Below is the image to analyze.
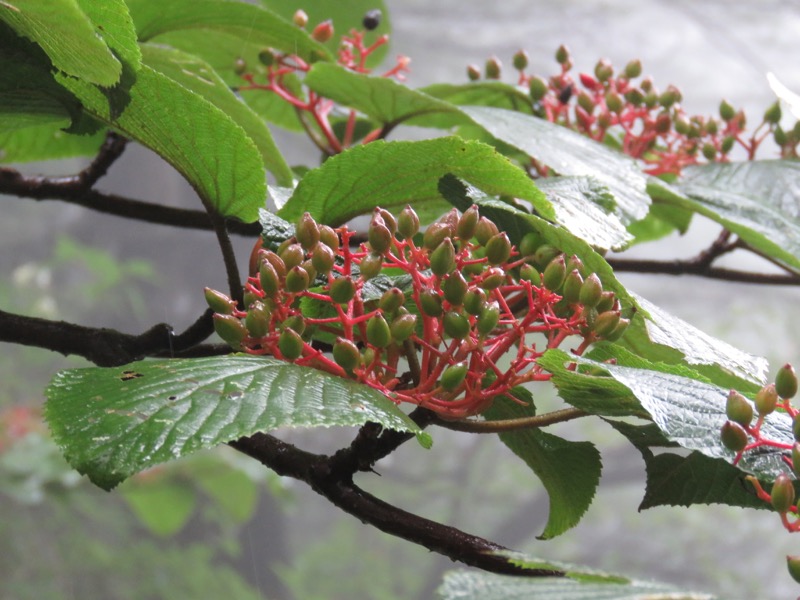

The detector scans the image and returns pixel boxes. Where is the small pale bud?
[441,362,468,391]
[423,222,451,251]
[318,225,340,251]
[485,232,512,265]
[419,290,443,317]
[555,44,570,65]
[719,99,735,121]
[368,213,393,255]
[477,302,500,336]
[259,260,280,297]
[204,288,236,315]
[390,313,417,342]
[359,252,383,280]
[379,287,405,313]
[296,212,320,250]
[329,276,356,304]
[245,301,271,338]
[593,310,621,338]
[456,205,480,240]
[443,271,469,305]
[529,76,548,102]
[623,58,642,79]
[333,338,360,372]
[542,255,567,291]
[562,269,584,304]
[485,56,502,80]
[285,265,310,293]
[463,288,487,315]
[480,267,506,290]
[512,50,529,71]
[311,243,336,274]
[579,273,603,308]
[292,9,308,28]
[466,64,481,81]
[474,217,499,247]
[280,243,305,270]
[519,231,543,257]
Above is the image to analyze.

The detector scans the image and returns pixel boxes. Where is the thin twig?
[607,257,800,285]
[433,407,588,434]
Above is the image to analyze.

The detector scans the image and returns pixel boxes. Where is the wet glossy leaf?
[45,356,430,490]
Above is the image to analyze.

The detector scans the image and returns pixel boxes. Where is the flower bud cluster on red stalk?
[234,15,409,154]
[469,46,797,174]
[207,206,629,418]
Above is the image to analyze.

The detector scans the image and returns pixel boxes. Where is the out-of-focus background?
[2,1,800,598]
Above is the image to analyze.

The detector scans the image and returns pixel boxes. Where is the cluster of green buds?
[467,45,797,173]
[206,206,629,418]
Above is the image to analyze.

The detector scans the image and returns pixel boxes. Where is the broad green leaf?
[655,160,800,273]
[437,570,714,600]
[45,356,430,490]
[259,0,391,68]
[626,293,768,388]
[570,354,793,481]
[419,81,533,117]
[278,137,553,225]
[0,0,122,86]
[483,394,601,540]
[535,176,633,251]
[0,123,104,163]
[625,201,693,245]
[121,477,197,536]
[259,208,296,250]
[460,106,651,228]
[126,0,333,64]
[76,0,141,72]
[57,65,266,221]
[304,63,463,128]
[140,43,293,186]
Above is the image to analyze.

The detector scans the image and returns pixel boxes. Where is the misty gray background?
[3,1,800,598]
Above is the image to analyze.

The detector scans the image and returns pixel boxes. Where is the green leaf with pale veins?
[0,123,104,163]
[56,65,266,221]
[45,356,431,490]
[653,160,800,273]
[460,106,651,228]
[126,0,332,64]
[76,0,141,72]
[483,393,601,540]
[0,0,122,86]
[278,137,553,225]
[141,43,293,186]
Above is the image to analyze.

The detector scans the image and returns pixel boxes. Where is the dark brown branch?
[80,132,129,188]
[0,168,260,236]
[0,308,215,367]
[433,407,588,434]
[606,257,800,285]
[230,432,561,577]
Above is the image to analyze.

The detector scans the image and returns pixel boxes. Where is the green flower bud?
[245,301,271,338]
[542,254,567,291]
[477,302,500,336]
[443,310,470,339]
[423,222,451,251]
[397,205,420,239]
[419,290,443,317]
[776,363,798,399]
[359,252,383,280]
[260,250,286,279]
[771,473,796,513]
[603,317,630,342]
[485,232,512,265]
[562,269,584,304]
[480,267,506,290]
[528,76,549,102]
[311,243,336,274]
[278,328,304,360]
[519,263,538,283]
[457,205,480,240]
[318,227,339,253]
[555,44,570,65]
[243,291,260,309]
[361,347,376,368]
[755,384,778,416]
[720,420,748,453]
[329,276,356,304]
[764,101,782,125]
[702,143,717,161]
[204,288,236,315]
[719,99,735,121]
[311,19,334,43]
[259,260,280,297]
[579,273,603,308]
[376,208,397,236]
[623,58,642,79]
[390,313,417,342]
[793,415,800,443]
[463,288,487,315]
[533,244,561,270]
[366,314,392,348]
[296,212,320,250]
[715,134,733,154]
[443,271,468,305]
[280,243,305,270]
[233,57,247,75]
[594,58,613,82]
[474,217,500,247]
[519,231,544,257]
[726,390,754,426]
[285,265,310,293]
[624,88,644,106]
[594,310,621,338]
[595,290,616,313]
[787,555,800,584]
[258,48,275,67]
[605,91,624,114]
[512,49,529,71]
[577,91,595,114]
[368,213,393,255]
[485,56,502,80]
[659,85,681,109]
[333,338,360,372]
[213,314,248,348]
[441,362,468,391]
[430,238,456,276]
[379,287,405,313]
[467,64,481,81]
[281,314,306,335]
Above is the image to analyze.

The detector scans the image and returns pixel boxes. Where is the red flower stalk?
[209,206,629,418]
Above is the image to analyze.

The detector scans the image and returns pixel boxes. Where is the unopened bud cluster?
[467,46,799,173]
[207,206,629,417]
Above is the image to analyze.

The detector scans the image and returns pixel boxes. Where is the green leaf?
[656,160,800,273]
[460,106,651,228]
[0,0,122,86]
[259,0,391,68]
[259,208,296,250]
[76,0,141,72]
[437,570,714,600]
[535,176,633,251]
[483,394,601,540]
[304,62,463,128]
[419,81,533,115]
[121,476,197,536]
[57,65,266,221]
[126,0,333,64]
[140,43,293,186]
[278,137,553,225]
[45,356,430,490]
[626,201,693,245]
[0,122,104,162]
